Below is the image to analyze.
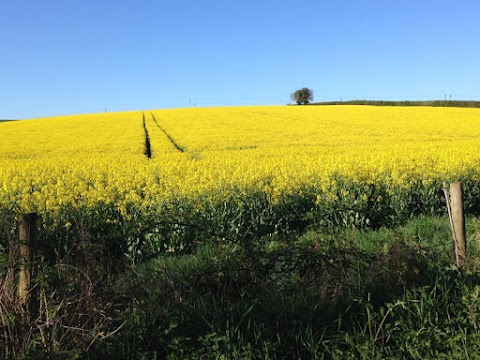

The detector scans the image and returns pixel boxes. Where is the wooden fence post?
[450,183,466,268]
[17,213,38,308]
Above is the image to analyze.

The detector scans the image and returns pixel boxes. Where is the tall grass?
[3,198,480,358]
[120,216,480,358]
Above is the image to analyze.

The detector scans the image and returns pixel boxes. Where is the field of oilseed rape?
[2,105,480,254]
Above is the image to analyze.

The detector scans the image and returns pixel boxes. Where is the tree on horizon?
[291,88,313,105]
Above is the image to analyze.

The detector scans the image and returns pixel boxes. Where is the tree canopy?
[291,88,313,105]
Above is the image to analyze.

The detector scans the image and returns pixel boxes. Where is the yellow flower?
[1,105,480,214]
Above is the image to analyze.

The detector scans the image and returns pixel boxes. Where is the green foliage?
[291,87,314,105]
[4,185,480,357]
[311,99,480,108]
[111,227,480,359]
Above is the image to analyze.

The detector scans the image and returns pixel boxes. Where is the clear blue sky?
[1,0,479,119]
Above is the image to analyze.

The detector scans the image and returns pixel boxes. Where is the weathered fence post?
[450,183,466,268]
[17,213,38,308]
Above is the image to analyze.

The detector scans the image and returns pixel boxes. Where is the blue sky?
[1,0,479,119]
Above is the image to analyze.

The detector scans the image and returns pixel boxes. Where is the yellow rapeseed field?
[1,105,480,215]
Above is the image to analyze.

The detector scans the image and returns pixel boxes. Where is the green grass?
[3,205,480,358]
[117,216,480,359]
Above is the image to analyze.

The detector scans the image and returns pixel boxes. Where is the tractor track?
[149,112,185,153]
[142,112,152,159]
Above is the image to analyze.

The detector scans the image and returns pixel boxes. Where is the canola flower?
[1,105,480,218]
